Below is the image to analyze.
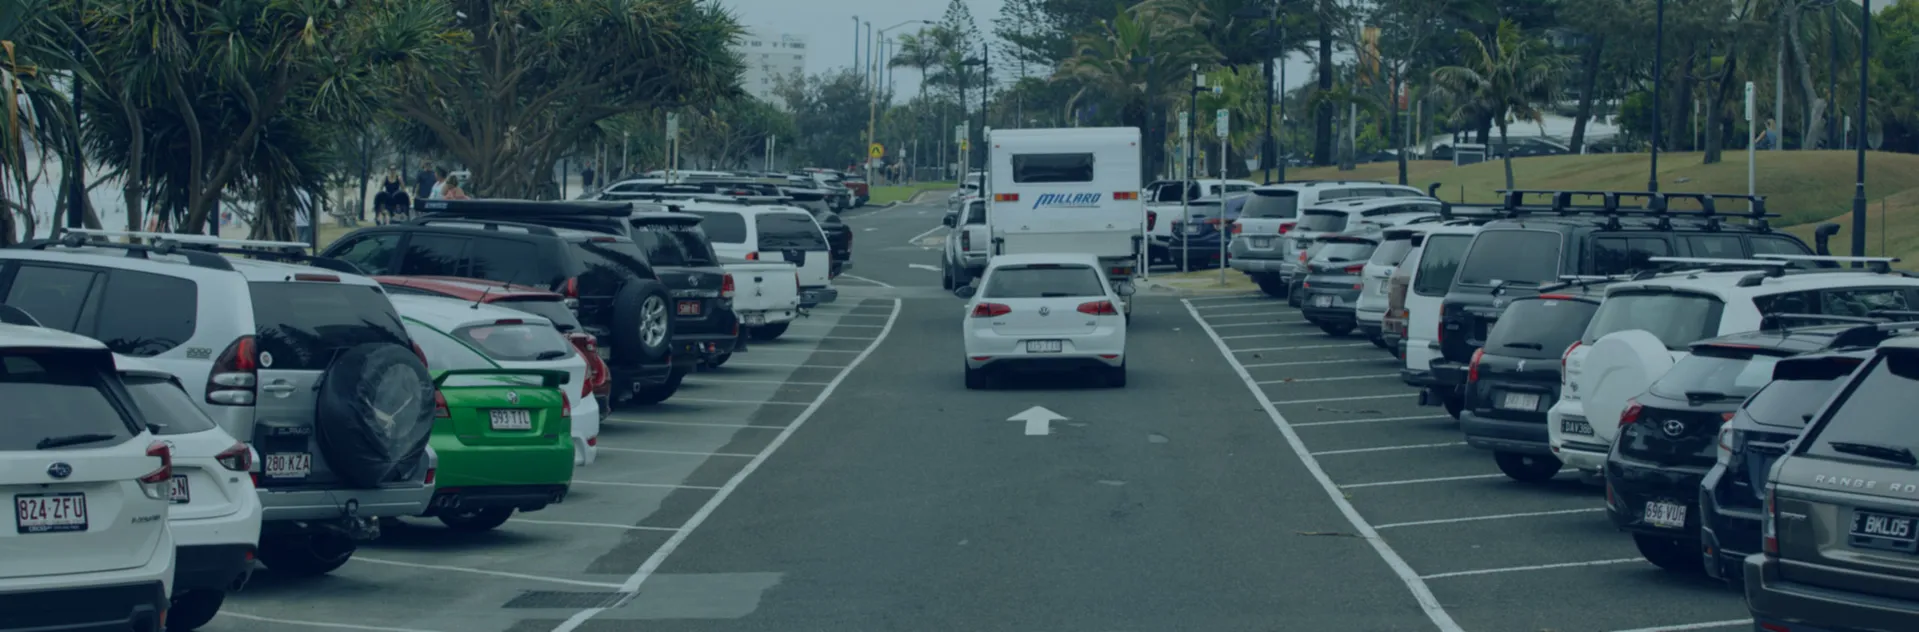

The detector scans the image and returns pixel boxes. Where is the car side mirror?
[954,285,977,299]
[943,215,956,228]
[1115,282,1136,297]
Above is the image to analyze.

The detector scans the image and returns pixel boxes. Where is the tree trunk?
[1703,55,1740,164]
[1393,74,1407,185]
[1498,120,1514,189]
[121,93,146,233]
[1675,39,1696,151]
[1786,9,1827,149]
[1314,9,1334,166]
[1570,35,1606,153]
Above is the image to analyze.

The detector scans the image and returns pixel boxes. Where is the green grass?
[1149,268,1255,291]
[868,181,955,205]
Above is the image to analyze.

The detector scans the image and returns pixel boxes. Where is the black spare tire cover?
[314,343,435,489]
[609,279,675,365]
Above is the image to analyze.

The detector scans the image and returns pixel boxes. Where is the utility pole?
[1183,65,1203,274]
[1851,0,1871,260]
[851,16,861,85]
[1649,0,1665,192]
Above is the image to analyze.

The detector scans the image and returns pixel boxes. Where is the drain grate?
[502,590,631,609]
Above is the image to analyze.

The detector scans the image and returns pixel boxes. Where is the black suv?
[1427,190,1825,410]
[322,202,687,404]
[1462,284,1604,482]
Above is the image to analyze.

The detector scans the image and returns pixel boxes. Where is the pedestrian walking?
[294,189,315,246]
[581,162,597,192]
[415,160,437,199]
[430,168,450,199]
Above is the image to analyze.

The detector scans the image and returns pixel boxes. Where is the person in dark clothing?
[373,165,409,224]
[414,160,437,200]
[581,163,597,191]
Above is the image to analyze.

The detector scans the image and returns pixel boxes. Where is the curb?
[1136,278,1265,297]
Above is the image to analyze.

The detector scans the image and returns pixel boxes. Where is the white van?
[1399,223,1483,418]
[985,127,1143,297]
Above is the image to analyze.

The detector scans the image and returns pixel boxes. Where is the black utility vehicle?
[1462,284,1604,482]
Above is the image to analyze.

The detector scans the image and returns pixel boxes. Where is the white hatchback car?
[114,356,262,631]
[956,253,1132,389]
[0,322,174,631]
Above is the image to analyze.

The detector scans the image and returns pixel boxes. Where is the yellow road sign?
[869,143,885,158]
[959,140,969,151]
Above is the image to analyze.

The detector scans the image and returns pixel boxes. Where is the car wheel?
[964,365,991,390]
[1493,452,1562,483]
[1105,362,1127,388]
[611,281,676,365]
[1288,289,1305,308]
[630,367,687,405]
[1442,395,1463,420]
[941,264,954,290]
[748,323,790,341]
[1319,322,1355,336]
[1633,533,1704,573]
[1255,275,1288,298]
[257,532,356,577]
[437,507,515,533]
[706,351,732,368]
[1368,335,1388,350]
[166,590,225,631]
[951,265,972,288]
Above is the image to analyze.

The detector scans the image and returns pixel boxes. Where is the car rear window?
[403,320,492,370]
[0,352,138,450]
[1483,298,1598,359]
[1413,234,1472,296]
[1012,153,1095,183]
[491,297,583,332]
[1802,352,1919,459]
[1456,230,1562,286]
[1368,238,1416,267]
[684,211,747,244]
[250,283,411,371]
[1241,190,1299,219]
[1583,291,1726,349]
[756,213,830,251]
[1743,376,1848,430]
[983,264,1107,299]
[965,201,988,225]
[1297,210,1350,233]
[1312,241,1376,263]
[632,225,695,266]
[123,375,218,436]
[1648,349,1783,401]
[454,321,576,363]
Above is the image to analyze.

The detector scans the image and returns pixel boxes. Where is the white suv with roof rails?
[1549,256,1919,477]
[1229,181,1428,292]
[0,320,175,632]
[0,229,438,578]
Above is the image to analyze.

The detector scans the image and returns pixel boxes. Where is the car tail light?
[1343,264,1365,274]
[434,390,450,419]
[1618,399,1643,428]
[563,277,580,310]
[972,302,1012,318]
[1077,300,1119,315]
[587,435,598,447]
[994,193,1019,202]
[1716,425,1735,467]
[1468,348,1485,382]
[1113,191,1137,200]
[423,464,436,486]
[1297,250,1308,263]
[293,273,339,283]
[138,442,172,499]
[746,252,760,260]
[1147,211,1158,231]
[569,334,610,398]
[721,273,735,299]
[562,392,573,419]
[1231,222,1243,235]
[961,231,972,251]
[216,442,253,472]
[1763,484,1779,555]
[1561,340,1582,382]
[1110,266,1134,277]
[1278,222,1296,235]
[206,335,258,406]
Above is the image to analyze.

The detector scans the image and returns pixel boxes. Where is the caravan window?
[1012,154,1095,184]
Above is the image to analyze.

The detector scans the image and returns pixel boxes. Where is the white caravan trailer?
[985,127,1143,312]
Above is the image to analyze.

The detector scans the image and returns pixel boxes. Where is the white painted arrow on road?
[1008,406,1068,436]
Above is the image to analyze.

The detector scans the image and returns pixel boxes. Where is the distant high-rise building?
[733,27,808,106]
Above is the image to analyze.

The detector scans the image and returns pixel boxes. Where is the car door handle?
[261,382,297,394]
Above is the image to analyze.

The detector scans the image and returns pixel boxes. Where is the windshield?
[1312,242,1376,263]
[250,283,410,371]
[1648,350,1782,400]
[1455,230,1561,286]
[1803,352,1919,459]
[0,353,137,451]
[1483,298,1598,360]
[983,264,1107,298]
[490,297,583,332]
[1413,234,1472,296]
[1368,238,1415,267]
[123,375,218,436]
[454,321,576,363]
[756,213,830,250]
[1296,210,1349,233]
[1744,374,1849,430]
[1583,291,1726,349]
[1241,191,1299,219]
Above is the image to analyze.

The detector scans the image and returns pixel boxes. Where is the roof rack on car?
[1754,254,1902,274]
[1641,257,1788,280]
[1535,274,1636,294]
[1754,313,1919,347]
[21,230,237,271]
[415,198,632,218]
[410,216,564,236]
[1493,189,1776,230]
[40,229,364,275]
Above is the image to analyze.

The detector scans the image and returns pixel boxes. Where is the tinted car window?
[569,240,655,300]
[756,213,830,250]
[403,320,492,370]
[1242,191,1299,219]
[964,202,988,225]
[250,283,411,371]
[466,237,538,282]
[329,233,401,273]
[983,265,1107,299]
[1750,236,1812,257]
[1483,298,1598,359]
[1583,291,1726,349]
[454,322,576,363]
[1648,350,1782,400]
[396,234,469,277]
[685,211,747,244]
[1822,287,1910,318]
[665,227,719,266]
[633,227,692,267]
[492,297,584,332]
[1312,242,1376,263]
[1413,234,1472,296]
[1803,352,1919,458]
[1688,235,1744,258]
[1369,238,1416,267]
[96,270,196,357]
[1592,236,1674,276]
[0,352,137,450]
[123,375,218,436]
[1012,154,1095,183]
[1457,230,1561,286]
[4,264,99,331]
[1744,375,1849,431]
[1297,210,1350,233]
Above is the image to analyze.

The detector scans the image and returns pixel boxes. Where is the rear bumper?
[1300,305,1356,325]
[1746,553,1919,632]
[0,580,168,632]
[673,332,739,365]
[1604,457,1708,537]
[424,484,569,515]
[969,354,1123,372]
[1229,256,1288,275]
[800,285,839,307]
[1400,368,1440,389]
[1459,411,1551,455]
[173,543,254,592]
[1429,360,1468,388]
[259,482,434,523]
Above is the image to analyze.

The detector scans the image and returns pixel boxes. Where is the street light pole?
[1263,5,1278,184]
[1649,0,1664,193]
[1851,0,1871,260]
[851,16,861,85]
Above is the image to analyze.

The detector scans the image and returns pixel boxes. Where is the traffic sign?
[960,139,970,151]
[955,124,966,142]
[665,113,679,138]
[1216,109,1229,139]
[869,143,884,159]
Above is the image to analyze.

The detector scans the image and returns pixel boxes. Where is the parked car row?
[0,190,841,630]
[1237,187,1919,630]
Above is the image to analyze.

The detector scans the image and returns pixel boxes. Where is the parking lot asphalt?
[200,200,1757,631]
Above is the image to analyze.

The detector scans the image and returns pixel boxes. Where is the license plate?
[1642,500,1688,529]
[1026,340,1064,353]
[802,290,821,303]
[490,409,533,431]
[743,312,766,326]
[595,346,610,360]
[1561,418,1594,436]
[168,475,190,504]
[1851,511,1919,552]
[1313,295,1334,308]
[676,300,702,316]
[264,453,312,479]
[1501,392,1541,411]
[14,493,87,533]
[1185,224,1203,235]
[1249,237,1273,248]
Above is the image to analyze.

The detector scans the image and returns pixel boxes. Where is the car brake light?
[994,193,1019,202]
[1715,425,1735,467]
[1538,294,1575,300]
[746,252,759,261]
[1561,340,1582,380]
[563,277,580,310]
[1343,264,1365,274]
[1763,484,1779,555]
[562,392,573,419]
[1468,348,1485,382]
[293,273,339,282]
[1619,400,1643,428]
[721,273,736,299]
[961,231,972,251]
[139,441,172,489]
[1231,222,1243,235]
[1147,211,1158,231]
[1113,191,1137,200]
[216,442,253,472]
[434,390,450,419]
[1077,300,1119,316]
[972,302,1012,318]
[423,464,436,486]
[493,319,524,326]
[206,335,258,406]
[1278,222,1295,234]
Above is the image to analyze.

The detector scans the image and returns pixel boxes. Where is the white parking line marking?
[838,274,894,288]
[733,348,864,354]
[779,335,880,342]
[1187,293,1269,303]
[1293,414,1452,427]
[785,322,886,328]
[602,418,786,429]
[508,518,682,532]
[1182,299,1466,632]
[1374,508,1606,530]
[906,225,946,244]
[684,378,833,386]
[1203,311,1305,320]
[1208,321,1298,328]
[572,480,725,490]
[1419,557,1643,580]
[838,313,891,319]
[550,298,901,632]
[666,397,812,406]
[596,447,758,458]
[1243,358,1386,368]
[1310,442,1467,456]
[722,362,851,369]
[352,556,625,589]
[908,263,940,272]
[1342,474,1506,489]
[1220,331,1323,340]
[1233,343,1374,352]
[219,611,443,632]
[1273,393,1417,405]
[1606,619,1751,632]
[1258,373,1399,385]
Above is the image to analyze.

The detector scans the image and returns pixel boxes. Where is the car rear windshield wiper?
[1503,342,1544,350]
[1040,292,1074,297]
[536,350,569,361]
[1827,441,1919,467]
[37,433,118,450]
[1684,390,1736,405]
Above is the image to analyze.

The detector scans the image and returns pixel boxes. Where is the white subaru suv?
[0,318,175,631]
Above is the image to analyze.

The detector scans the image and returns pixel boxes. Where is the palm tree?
[891,30,943,106]
[1429,20,1567,190]
[1058,4,1215,179]
[0,0,83,244]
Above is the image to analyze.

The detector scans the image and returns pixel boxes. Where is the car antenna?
[472,285,496,310]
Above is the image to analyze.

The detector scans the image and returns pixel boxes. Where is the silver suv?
[941,198,990,289]
[1746,334,1919,630]
[1,230,437,577]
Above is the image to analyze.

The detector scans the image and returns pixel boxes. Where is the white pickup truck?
[722,260,803,341]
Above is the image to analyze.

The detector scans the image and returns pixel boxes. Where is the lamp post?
[960,54,987,173]
[851,16,861,84]
[1649,0,1665,193]
[868,20,928,186]
[1850,0,1871,260]
[1183,65,1204,273]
